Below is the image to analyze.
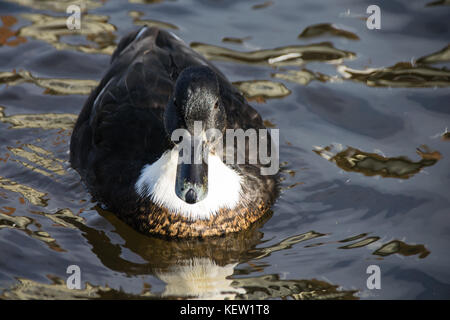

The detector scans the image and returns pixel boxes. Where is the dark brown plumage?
[70,26,279,238]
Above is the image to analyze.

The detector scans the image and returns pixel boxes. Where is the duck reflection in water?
[65,207,356,300]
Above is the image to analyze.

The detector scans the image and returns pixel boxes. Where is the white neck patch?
[135,148,243,220]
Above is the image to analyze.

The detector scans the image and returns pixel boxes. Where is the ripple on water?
[18,13,116,55]
[0,0,449,300]
[313,144,442,179]
[191,42,355,67]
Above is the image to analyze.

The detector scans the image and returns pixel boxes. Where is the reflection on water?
[0,0,449,300]
[374,240,430,259]
[307,234,431,260]
[5,0,103,12]
[0,212,64,251]
[31,208,85,229]
[251,1,273,10]
[41,208,358,299]
[1,269,359,300]
[0,198,434,299]
[313,144,441,179]
[2,207,360,299]
[338,62,450,87]
[272,68,330,86]
[298,23,359,40]
[86,207,271,271]
[0,176,48,206]
[0,70,98,95]
[191,42,355,66]
[19,13,116,55]
[0,16,26,47]
[416,45,450,65]
[157,258,244,299]
[0,106,77,130]
[248,231,326,260]
[339,237,380,249]
[232,275,357,300]
[7,144,65,177]
[233,80,291,101]
[1,276,116,299]
[129,11,179,30]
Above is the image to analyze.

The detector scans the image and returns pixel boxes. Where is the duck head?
[136,65,242,220]
[164,66,227,205]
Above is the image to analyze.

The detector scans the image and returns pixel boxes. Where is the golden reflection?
[1,270,358,300]
[31,208,85,229]
[2,205,429,298]
[0,16,27,47]
[306,233,431,261]
[129,11,178,30]
[0,276,115,300]
[373,240,430,259]
[252,1,273,10]
[8,144,65,176]
[0,213,64,251]
[233,80,291,100]
[416,44,450,65]
[0,106,77,130]
[248,231,327,260]
[0,212,31,229]
[7,205,430,299]
[279,165,306,191]
[18,13,116,55]
[0,70,99,95]
[313,144,441,179]
[338,62,450,87]
[272,68,330,86]
[0,176,48,206]
[0,71,22,86]
[339,237,380,249]
[298,23,359,40]
[9,159,53,178]
[191,42,355,67]
[25,144,53,156]
[338,233,368,243]
[67,209,357,299]
[232,275,357,300]
[34,76,98,95]
[4,0,104,12]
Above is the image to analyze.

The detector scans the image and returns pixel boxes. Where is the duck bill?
[175,141,208,204]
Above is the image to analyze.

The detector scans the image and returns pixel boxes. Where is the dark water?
[0,0,449,299]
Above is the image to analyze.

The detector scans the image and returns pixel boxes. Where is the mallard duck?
[70,26,278,238]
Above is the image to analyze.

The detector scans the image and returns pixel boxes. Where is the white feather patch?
[135,148,243,220]
[156,257,245,299]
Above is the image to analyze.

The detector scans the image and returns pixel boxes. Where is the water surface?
[0,0,449,299]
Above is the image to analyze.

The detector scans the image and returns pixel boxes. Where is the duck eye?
[214,101,219,109]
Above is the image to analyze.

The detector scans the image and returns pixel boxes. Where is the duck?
[70,26,279,238]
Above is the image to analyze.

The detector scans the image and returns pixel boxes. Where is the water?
[0,0,449,299]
